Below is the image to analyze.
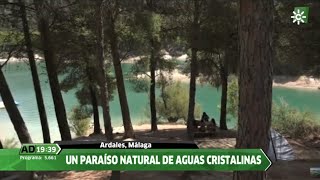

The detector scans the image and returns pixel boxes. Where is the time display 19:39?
[36,146,57,154]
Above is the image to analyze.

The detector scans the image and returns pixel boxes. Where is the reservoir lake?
[1,62,320,142]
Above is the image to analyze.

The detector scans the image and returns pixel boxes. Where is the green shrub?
[272,99,320,138]
[227,75,238,119]
[156,81,202,122]
[68,105,92,137]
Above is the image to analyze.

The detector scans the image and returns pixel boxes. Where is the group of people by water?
[192,112,217,133]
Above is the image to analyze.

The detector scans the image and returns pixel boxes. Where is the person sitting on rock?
[201,112,209,122]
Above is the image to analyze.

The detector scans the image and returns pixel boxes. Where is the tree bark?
[19,0,51,143]
[108,12,135,138]
[90,85,101,134]
[150,38,158,132]
[145,0,158,132]
[234,0,274,179]
[187,0,200,135]
[96,0,113,140]
[86,61,102,135]
[35,0,71,141]
[187,48,197,134]
[219,59,228,130]
[0,69,33,143]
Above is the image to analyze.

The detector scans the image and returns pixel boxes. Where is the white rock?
[162,54,172,60]
[176,54,188,61]
[160,49,169,55]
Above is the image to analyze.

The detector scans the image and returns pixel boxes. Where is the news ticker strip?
[0,143,272,171]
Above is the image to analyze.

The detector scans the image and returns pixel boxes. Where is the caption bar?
[0,143,272,171]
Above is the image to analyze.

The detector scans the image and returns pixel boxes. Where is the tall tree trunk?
[234,0,274,179]
[108,13,135,138]
[86,62,101,135]
[150,38,158,132]
[219,59,228,130]
[145,0,158,132]
[90,85,101,134]
[19,0,51,143]
[187,0,200,135]
[35,0,71,141]
[187,49,197,134]
[96,0,113,140]
[0,69,33,143]
[0,139,3,149]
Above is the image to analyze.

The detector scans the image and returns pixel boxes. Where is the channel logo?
[291,7,309,25]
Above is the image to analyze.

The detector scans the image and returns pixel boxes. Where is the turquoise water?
[1,62,320,142]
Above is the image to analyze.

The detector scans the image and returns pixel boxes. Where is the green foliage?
[272,99,320,138]
[0,31,24,45]
[198,52,222,87]
[131,57,149,75]
[129,77,150,93]
[2,137,19,149]
[227,75,238,118]
[158,58,178,73]
[129,57,150,93]
[112,3,147,56]
[135,11,162,41]
[148,13,162,41]
[156,82,202,122]
[130,56,177,93]
[68,105,92,137]
[196,0,239,90]
[54,3,116,106]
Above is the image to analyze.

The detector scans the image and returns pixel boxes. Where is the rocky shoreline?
[273,75,320,90]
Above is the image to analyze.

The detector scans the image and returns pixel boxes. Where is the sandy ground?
[0,54,43,63]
